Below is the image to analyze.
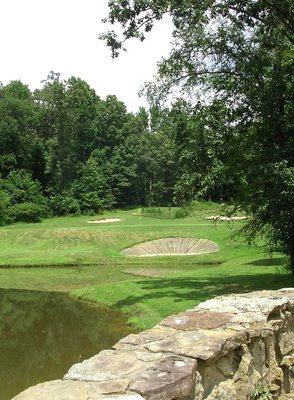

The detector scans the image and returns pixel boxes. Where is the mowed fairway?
[0,202,293,330]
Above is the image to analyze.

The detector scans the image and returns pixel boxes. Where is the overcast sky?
[0,0,173,112]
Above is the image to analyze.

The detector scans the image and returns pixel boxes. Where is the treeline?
[0,73,238,224]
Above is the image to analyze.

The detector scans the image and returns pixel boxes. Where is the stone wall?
[14,288,294,400]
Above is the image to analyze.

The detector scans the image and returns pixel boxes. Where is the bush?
[141,206,192,219]
[50,193,81,216]
[0,190,10,225]
[0,170,49,223]
[174,206,192,219]
[6,202,46,223]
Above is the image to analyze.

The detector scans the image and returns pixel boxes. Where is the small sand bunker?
[121,237,219,257]
[87,218,122,224]
[206,215,247,221]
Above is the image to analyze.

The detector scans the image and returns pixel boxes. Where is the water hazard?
[0,289,134,399]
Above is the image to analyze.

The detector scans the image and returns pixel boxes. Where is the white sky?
[0,0,173,112]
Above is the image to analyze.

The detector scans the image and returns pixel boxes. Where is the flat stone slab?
[64,349,159,382]
[12,380,144,400]
[64,348,197,400]
[121,237,219,257]
[144,329,247,360]
[197,289,294,315]
[160,310,235,331]
[115,326,176,349]
[116,325,246,361]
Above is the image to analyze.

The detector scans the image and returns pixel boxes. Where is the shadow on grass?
[245,258,285,266]
[114,272,294,309]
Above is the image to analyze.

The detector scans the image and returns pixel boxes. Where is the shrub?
[50,193,81,216]
[0,190,10,225]
[141,206,192,219]
[0,170,49,223]
[174,206,192,219]
[6,202,46,223]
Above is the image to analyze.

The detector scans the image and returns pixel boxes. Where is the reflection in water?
[0,289,133,400]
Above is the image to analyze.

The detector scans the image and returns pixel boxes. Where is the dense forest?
[0,74,238,224]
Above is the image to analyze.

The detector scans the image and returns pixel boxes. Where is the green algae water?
[0,289,134,400]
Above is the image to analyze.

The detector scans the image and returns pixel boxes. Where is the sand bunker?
[206,215,247,221]
[121,237,219,257]
[87,218,122,224]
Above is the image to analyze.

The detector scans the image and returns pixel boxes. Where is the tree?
[35,74,100,193]
[0,190,9,225]
[0,81,41,178]
[101,0,294,273]
[0,170,49,223]
[72,150,116,214]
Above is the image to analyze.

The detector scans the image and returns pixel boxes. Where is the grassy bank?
[0,202,292,330]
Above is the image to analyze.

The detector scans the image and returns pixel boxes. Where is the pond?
[0,288,134,400]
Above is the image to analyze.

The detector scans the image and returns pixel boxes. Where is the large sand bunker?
[121,237,219,257]
[87,218,121,224]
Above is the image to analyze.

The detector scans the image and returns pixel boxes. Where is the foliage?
[0,74,240,224]
[49,192,81,217]
[0,190,9,226]
[0,81,41,177]
[72,152,116,214]
[251,383,273,400]
[101,0,294,273]
[5,202,46,223]
[0,170,49,223]
[141,205,192,219]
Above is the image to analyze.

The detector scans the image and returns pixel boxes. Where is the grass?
[0,201,292,330]
[141,205,192,219]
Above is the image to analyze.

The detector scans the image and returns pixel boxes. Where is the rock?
[129,355,197,400]
[12,380,144,400]
[278,395,294,400]
[279,330,294,356]
[229,311,268,325]
[145,329,247,360]
[117,324,246,362]
[205,380,237,400]
[115,326,175,350]
[64,349,162,382]
[194,372,204,400]
[282,355,294,368]
[64,348,198,400]
[197,290,294,316]
[281,354,294,393]
[160,310,235,331]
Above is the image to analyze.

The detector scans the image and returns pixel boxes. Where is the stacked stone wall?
[14,288,294,400]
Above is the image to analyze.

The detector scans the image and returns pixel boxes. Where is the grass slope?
[0,202,292,330]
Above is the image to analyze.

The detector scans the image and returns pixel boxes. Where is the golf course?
[1,202,292,330]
